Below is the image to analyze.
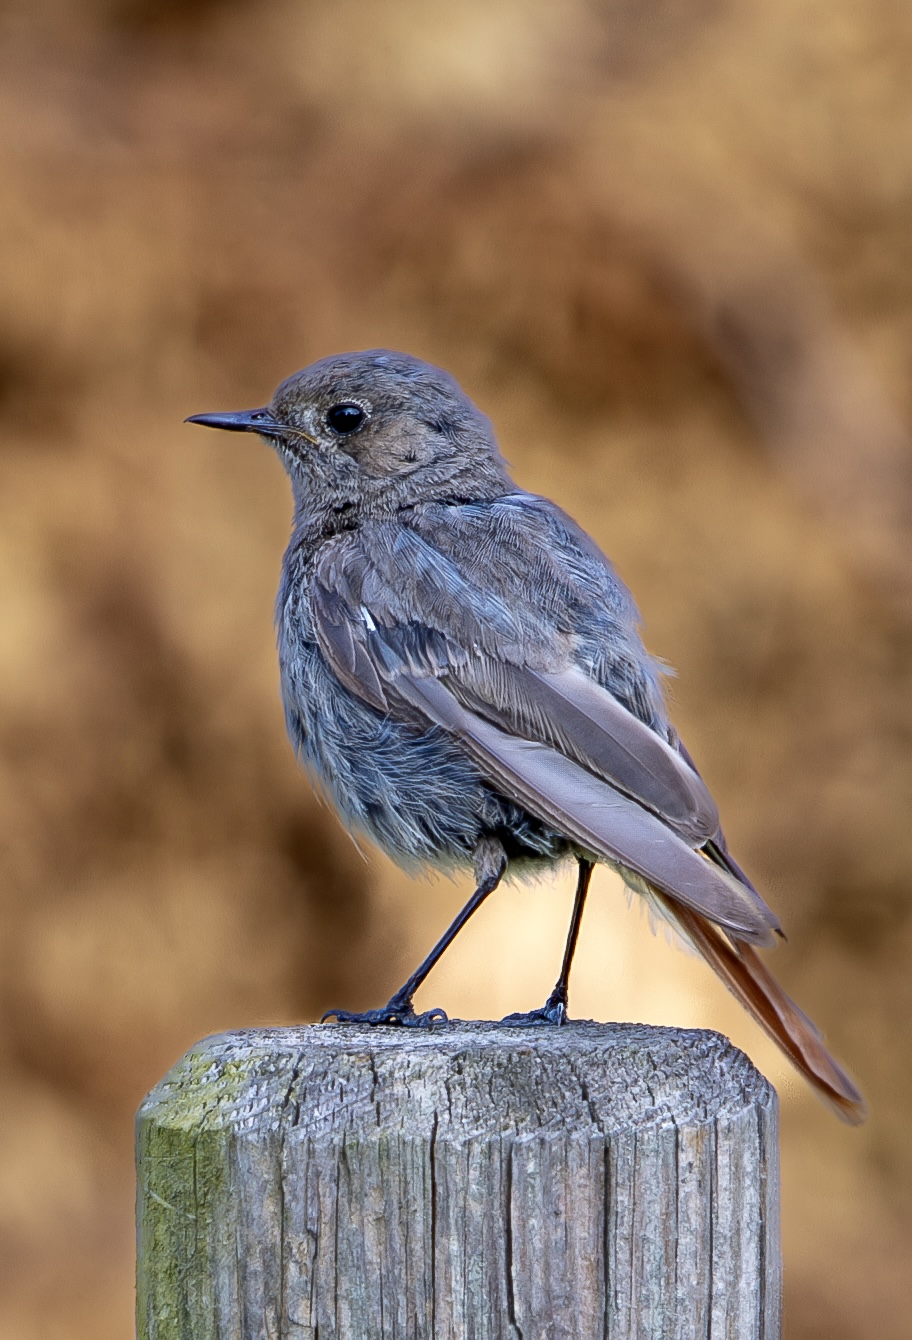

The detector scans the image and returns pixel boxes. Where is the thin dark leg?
[502,858,594,1027]
[322,857,506,1028]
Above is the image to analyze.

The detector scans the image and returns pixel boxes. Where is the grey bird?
[188,349,865,1123]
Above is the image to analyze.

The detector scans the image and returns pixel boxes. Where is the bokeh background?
[1,0,911,1335]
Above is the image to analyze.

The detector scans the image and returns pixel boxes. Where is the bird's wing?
[311,529,780,946]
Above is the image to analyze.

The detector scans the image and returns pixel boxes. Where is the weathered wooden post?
[137,1021,780,1339]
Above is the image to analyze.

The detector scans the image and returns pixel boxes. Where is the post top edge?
[138,1020,777,1139]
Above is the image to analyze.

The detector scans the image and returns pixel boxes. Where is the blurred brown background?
[1,0,911,1335]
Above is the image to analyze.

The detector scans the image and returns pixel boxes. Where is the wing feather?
[393,670,779,945]
[311,583,389,711]
[310,533,780,942]
[447,663,719,843]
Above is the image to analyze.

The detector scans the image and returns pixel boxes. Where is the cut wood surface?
[136,1021,780,1340]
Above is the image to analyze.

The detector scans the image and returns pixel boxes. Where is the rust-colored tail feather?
[660,897,867,1124]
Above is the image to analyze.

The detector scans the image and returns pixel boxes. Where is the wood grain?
[136,1021,780,1339]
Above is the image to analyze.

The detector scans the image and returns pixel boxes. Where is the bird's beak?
[185,408,281,435]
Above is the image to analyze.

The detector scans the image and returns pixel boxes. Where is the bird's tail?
[655,894,867,1124]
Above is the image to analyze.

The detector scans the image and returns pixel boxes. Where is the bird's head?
[187,350,512,518]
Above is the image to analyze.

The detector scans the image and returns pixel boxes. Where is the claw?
[321,1002,448,1028]
[500,998,570,1027]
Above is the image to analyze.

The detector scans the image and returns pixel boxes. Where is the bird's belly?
[280,639,492,867]
[278,639,566,871]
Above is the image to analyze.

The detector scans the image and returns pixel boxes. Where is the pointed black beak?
[185,408,280,435]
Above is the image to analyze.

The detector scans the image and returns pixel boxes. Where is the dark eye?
[326,403,366,435]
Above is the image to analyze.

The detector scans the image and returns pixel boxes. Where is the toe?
[321,1003,447,1028]
[499,1003,570,1027]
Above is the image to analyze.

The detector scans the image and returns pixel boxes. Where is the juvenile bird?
[188,349,865,1123]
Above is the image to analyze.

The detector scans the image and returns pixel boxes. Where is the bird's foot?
[500,989,570,1027]
[321,997,448,1028]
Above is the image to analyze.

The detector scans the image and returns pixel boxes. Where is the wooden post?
[136,1021,780,1339]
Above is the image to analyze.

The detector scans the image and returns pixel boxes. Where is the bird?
[188,348,865,1123]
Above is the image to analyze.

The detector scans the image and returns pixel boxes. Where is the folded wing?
[311,546,780,946]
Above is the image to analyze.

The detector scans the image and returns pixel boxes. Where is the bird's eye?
[326,403,366,435]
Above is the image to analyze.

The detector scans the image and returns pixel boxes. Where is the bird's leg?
[322,838,507,1028]
[501,858,594,1026]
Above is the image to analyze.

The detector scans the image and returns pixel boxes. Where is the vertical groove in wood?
[137,1022,781,1340]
